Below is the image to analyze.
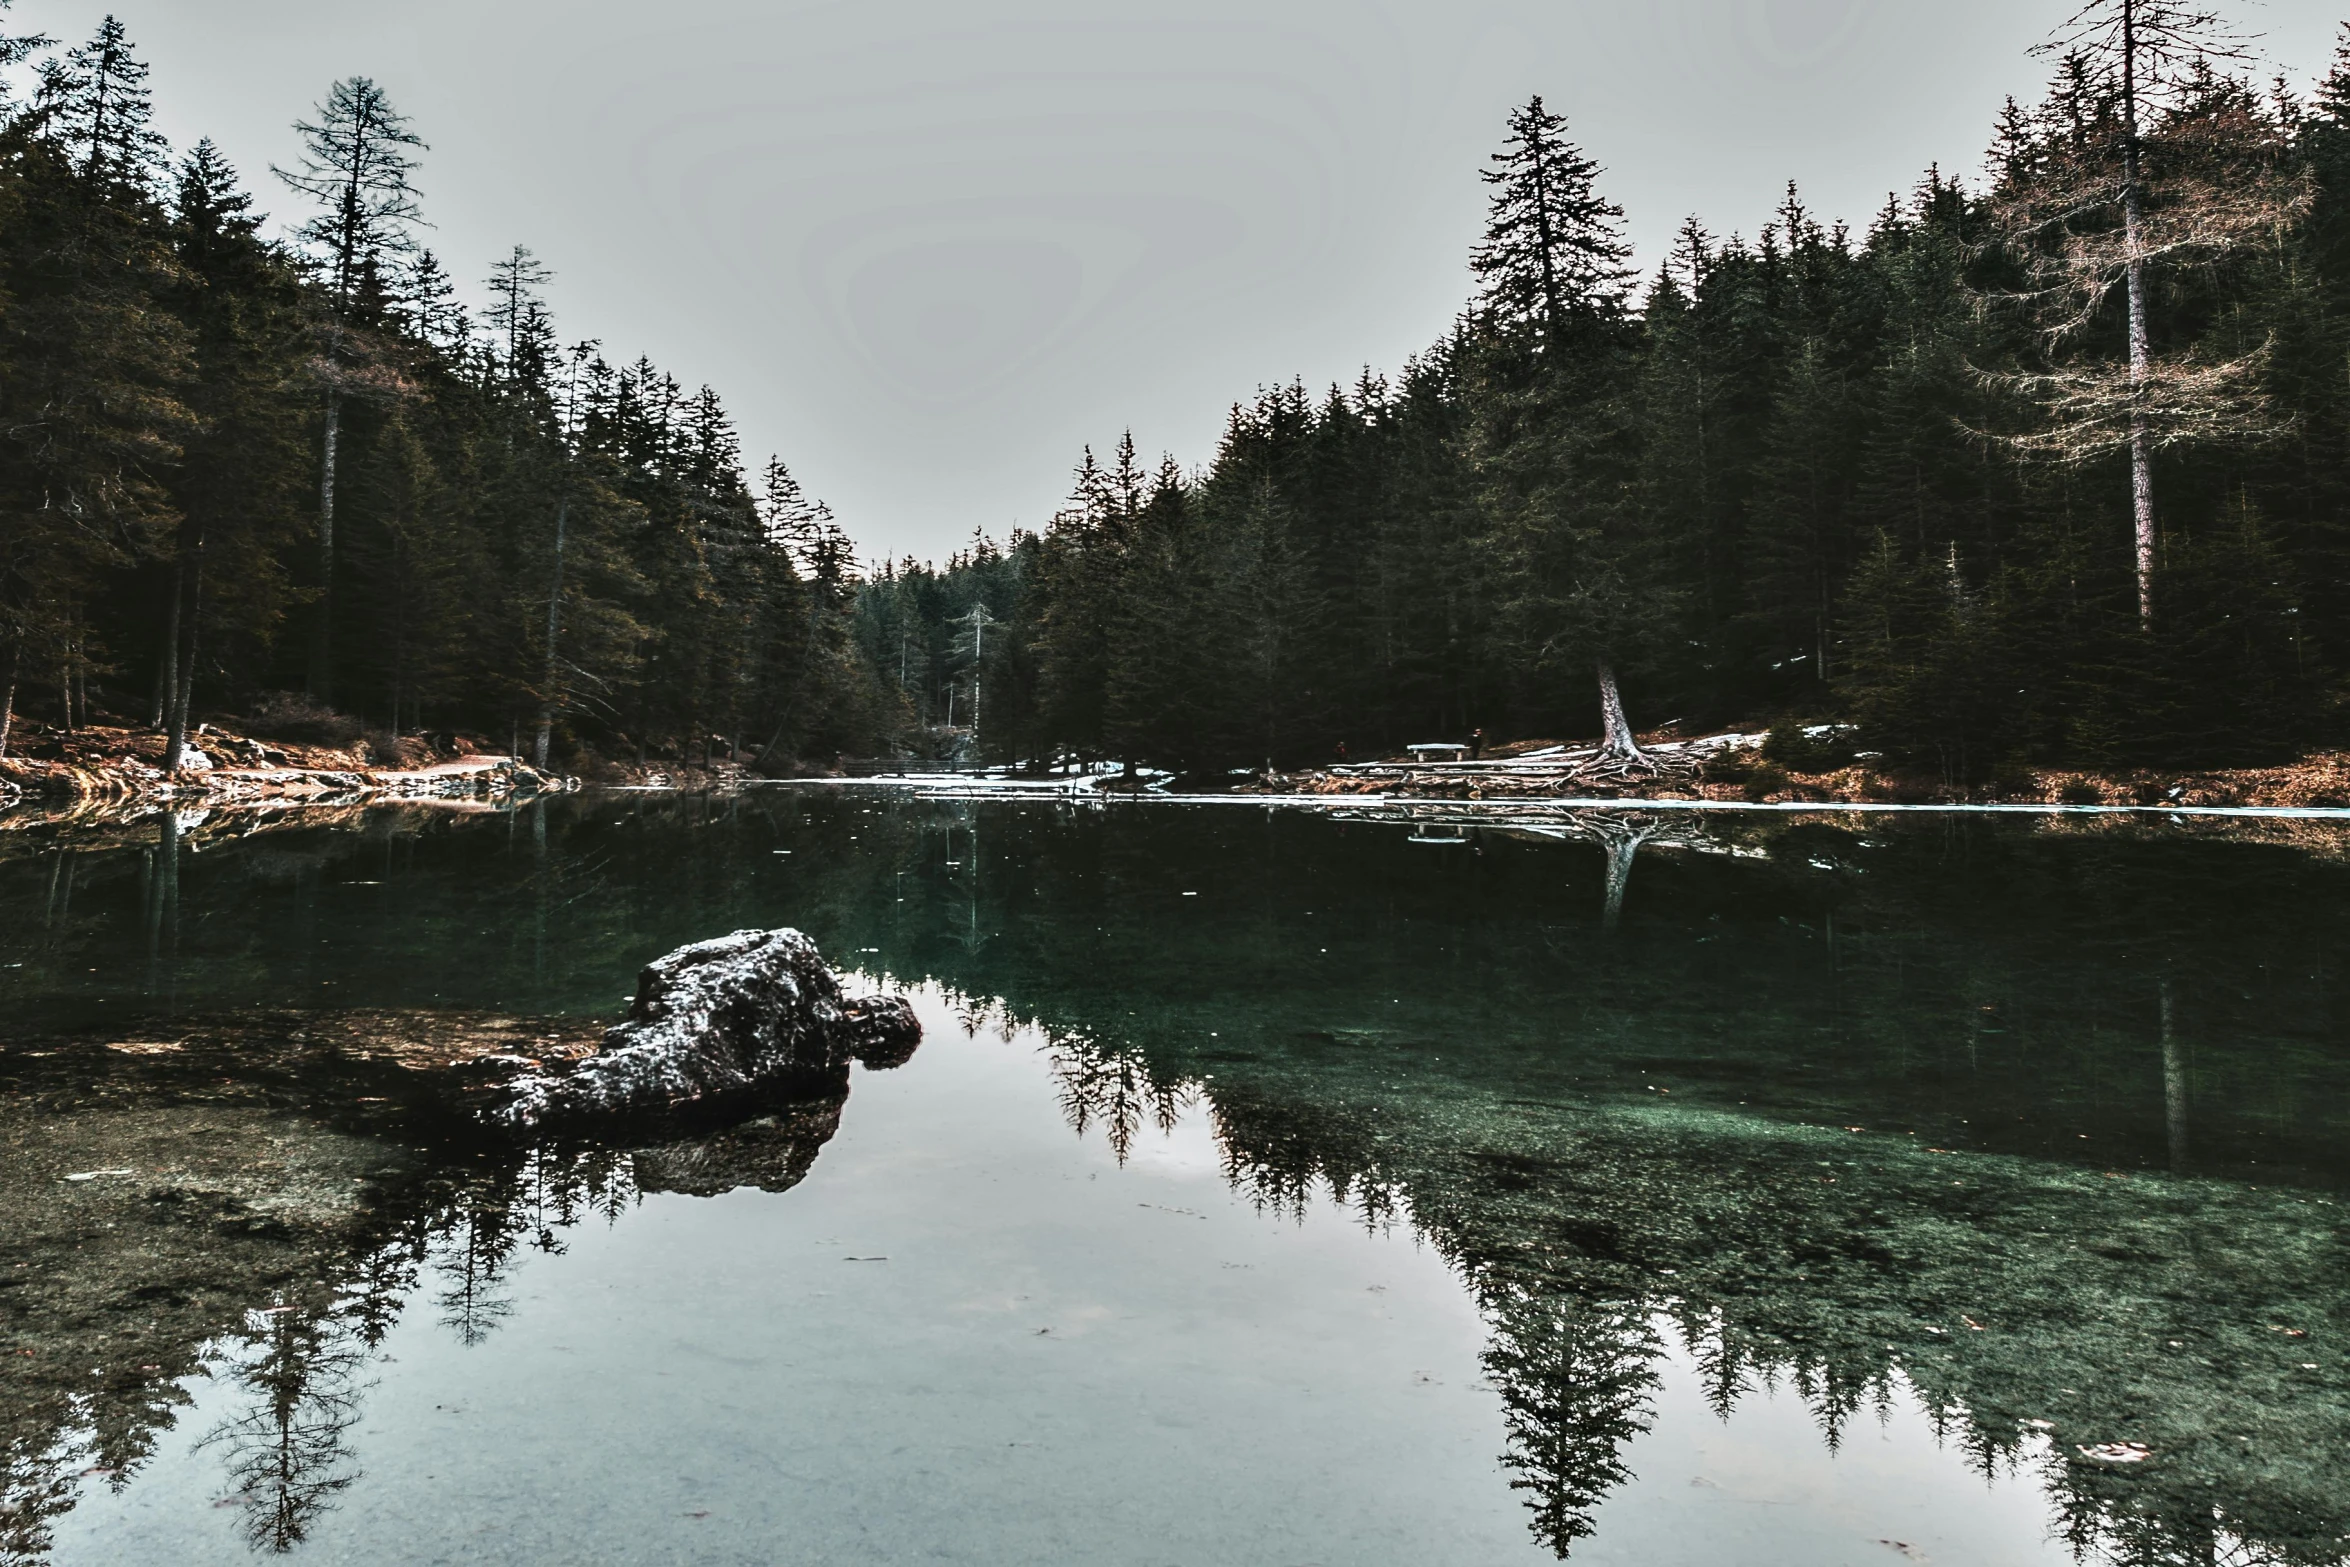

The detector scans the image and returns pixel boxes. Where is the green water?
[2,790,2346,1564]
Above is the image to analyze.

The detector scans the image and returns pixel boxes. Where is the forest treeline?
[11,4,2350,785]
[0,6,904,774]
[875,6,2350,782]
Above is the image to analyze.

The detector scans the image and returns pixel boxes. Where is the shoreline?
[0,720,575,812]
[709,727,2350,822]
[754,774,2350,823]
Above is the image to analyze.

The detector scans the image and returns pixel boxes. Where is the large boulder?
[486,929,919,1129]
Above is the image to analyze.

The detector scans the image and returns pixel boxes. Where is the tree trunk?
[152,558,182,730]
[1595,657,1644,762]
[2121,3,2156,629]
[310,390,342,703]
[390,533,408,737]
[2125,193,2155,628]
[751,712,794,778]
[0,640,16,760]
[534,494,568,772]
[163,538,205,773]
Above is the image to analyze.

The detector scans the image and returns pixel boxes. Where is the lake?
[2,789,2345,1565]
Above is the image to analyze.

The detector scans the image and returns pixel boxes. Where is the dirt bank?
[1261,731,2350,812]
[0,721,572,810]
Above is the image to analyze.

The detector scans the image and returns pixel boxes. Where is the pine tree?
[156,139,309,768]
[1743,337,1863,693]
[1471,95,1634,346]
[273,77,427,702]
[0,15,194,753]
[1103,454,1200,767]
[274,78,426,311]
[33,14,165,192]
[1030,446,1123,762]
[483,245,555,388]
[1465,96,1665,763]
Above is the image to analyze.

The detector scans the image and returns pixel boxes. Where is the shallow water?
[2,790,2346,1564]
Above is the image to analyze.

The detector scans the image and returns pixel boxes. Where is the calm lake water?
[2,789,2346,1565]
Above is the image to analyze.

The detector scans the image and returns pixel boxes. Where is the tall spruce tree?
[157,139,307,769]
[1471,95,1633,345]
[273,77,426,703]
[1466,96,1668,764]
[33,13,165,190]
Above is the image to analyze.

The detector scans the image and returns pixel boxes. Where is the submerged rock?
[486,928,920,1128]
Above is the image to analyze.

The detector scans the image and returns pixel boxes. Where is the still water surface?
[2,790,2346,1565]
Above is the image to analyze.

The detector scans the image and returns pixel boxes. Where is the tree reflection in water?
[175,1146,652,1555]
[2,1010,2339,1564]
[1484,1292,1662,1555]
[199,1302,366,1554]
[1030,1007,2348,1566]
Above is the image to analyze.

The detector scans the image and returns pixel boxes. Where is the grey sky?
[12,0,2348,560]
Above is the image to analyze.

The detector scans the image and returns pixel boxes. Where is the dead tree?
[1984,4,2298,627]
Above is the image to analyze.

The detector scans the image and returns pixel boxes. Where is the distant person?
[1335,740,1349,765]
[1471,728,1485,760]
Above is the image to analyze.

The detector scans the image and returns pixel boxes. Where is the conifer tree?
[274,77,426,701]
[1031,446,1123,762]
[34,14,164,191]
[0,15,194,754]
[1471,95,1633,345]
[484,245,555,387]
[157,139,307,769]
[1466,96,1664,764]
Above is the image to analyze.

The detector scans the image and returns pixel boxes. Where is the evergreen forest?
[0,6,902,776]
[10,4,2350,784]
[881,6,2350,783]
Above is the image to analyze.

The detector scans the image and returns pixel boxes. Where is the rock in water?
[487,929,919,1128]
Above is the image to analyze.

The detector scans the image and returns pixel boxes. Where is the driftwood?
[1329,734,1745,796]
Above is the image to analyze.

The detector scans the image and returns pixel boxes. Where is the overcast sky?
[10,0,2348,560]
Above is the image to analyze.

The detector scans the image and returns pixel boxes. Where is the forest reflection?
[1009,1006,2345,1566]
[4,792,2347,1563]
[2,1000,2341,1565]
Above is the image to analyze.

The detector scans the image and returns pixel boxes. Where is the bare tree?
[1986,3,2303,626]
